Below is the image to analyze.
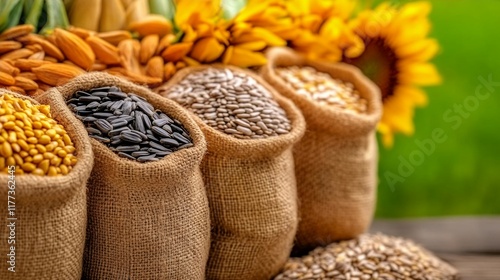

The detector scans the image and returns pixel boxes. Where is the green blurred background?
[374,0,500,217]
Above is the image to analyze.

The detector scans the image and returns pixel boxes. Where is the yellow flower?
[344,1,441,147]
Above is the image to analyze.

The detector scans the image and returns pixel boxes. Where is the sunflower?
[343,1,441,147]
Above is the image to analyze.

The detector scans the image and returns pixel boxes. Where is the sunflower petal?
[398,62,442,85]
[190,37,225,62]
[161,42,193,62]
[222,46,267,67]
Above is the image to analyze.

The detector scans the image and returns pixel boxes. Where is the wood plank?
[438,253,500,280]
[370,216,500,253]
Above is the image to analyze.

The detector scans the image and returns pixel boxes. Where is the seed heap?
[0,94,77,175]
[164,68,291,139]
[275,234,457,280]
[276,66,368,114]
[68,86,193,162]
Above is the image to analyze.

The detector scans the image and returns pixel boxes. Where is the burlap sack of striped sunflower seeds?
[261,47,382,252]
[39,73,210,279]
[0,89,93,279]
[158,65,306,280]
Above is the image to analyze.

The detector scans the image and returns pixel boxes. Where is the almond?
[91,62,107,71]
[54,28,95,70]
[86,36,121,65]
[37,82,52,91]
[0,61,20,76]
[6,86,25,95]
[14,59,52,71]
[14,76,38,91]
[0,41,22,54]
[0,48,34,60]
[32,63,85,86]
[18,72,38,81]
[44,56,58,63]
[97,30,132,46]
[0,72,15,86]
[118,39,141,74]
[161,42,193,62]
[145,56,164,79]
[25,44,43,52]
[29,51,45,60]
[16,34,65,61]
[163,62,176,81]
[139,34,159,64]
[105,67,161,87]
[0,24,34,41]
[156,34,175,55]
[68,26,96,39]
[128,15,172,37]
[30,88,46,96]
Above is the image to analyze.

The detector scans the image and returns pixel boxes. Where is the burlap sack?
[261,47,382,252]
[39,72,210,279]
[158,65,306,280]
[0,89,93,279]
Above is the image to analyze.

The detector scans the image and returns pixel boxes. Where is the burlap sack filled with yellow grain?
[261,47,382,252]
[0,89,93,279]
[38,73,210,280]
[159,65,306,280]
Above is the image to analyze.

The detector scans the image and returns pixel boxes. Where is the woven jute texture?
[47,72,210,280]
[0,89,93,279]
[159,65,306,280]
[261,47,382,252]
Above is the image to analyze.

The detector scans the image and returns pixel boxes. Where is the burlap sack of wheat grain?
[158,65,306,280]
[39,72,210,279]
[0,89,93,279]
[261,47,382,253]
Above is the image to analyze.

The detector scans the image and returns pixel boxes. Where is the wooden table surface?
[370,217,500,280]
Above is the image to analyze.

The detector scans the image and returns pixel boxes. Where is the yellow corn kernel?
[50,157,62,167]
[48,166,58,176]
[32,154,44,164]
[63,134,72,145]
[34,129,44,138]
[3,121,15,129]
[8,131,17,143]
[43,152,55,159]
[29,148,38,156]
[64,145,76,154]
[60,164,69,175]
[36,144,47,153]
[32,121,42,129]
[16,131,26,141]
[1,142,13,157]
[41,121,51,129]
[31,168,45,176]
[6,156,16,166]
[39,159,50,173]
[15,120,24,128]
[22,162,36,172]
[39,135,51,145]
[46,142,56,152]
[13,154,23,166]
[57,149,67,158]
[46,129,57,138]
[10,143,20,153]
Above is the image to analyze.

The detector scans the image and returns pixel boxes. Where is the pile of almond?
[0,24,191,96]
